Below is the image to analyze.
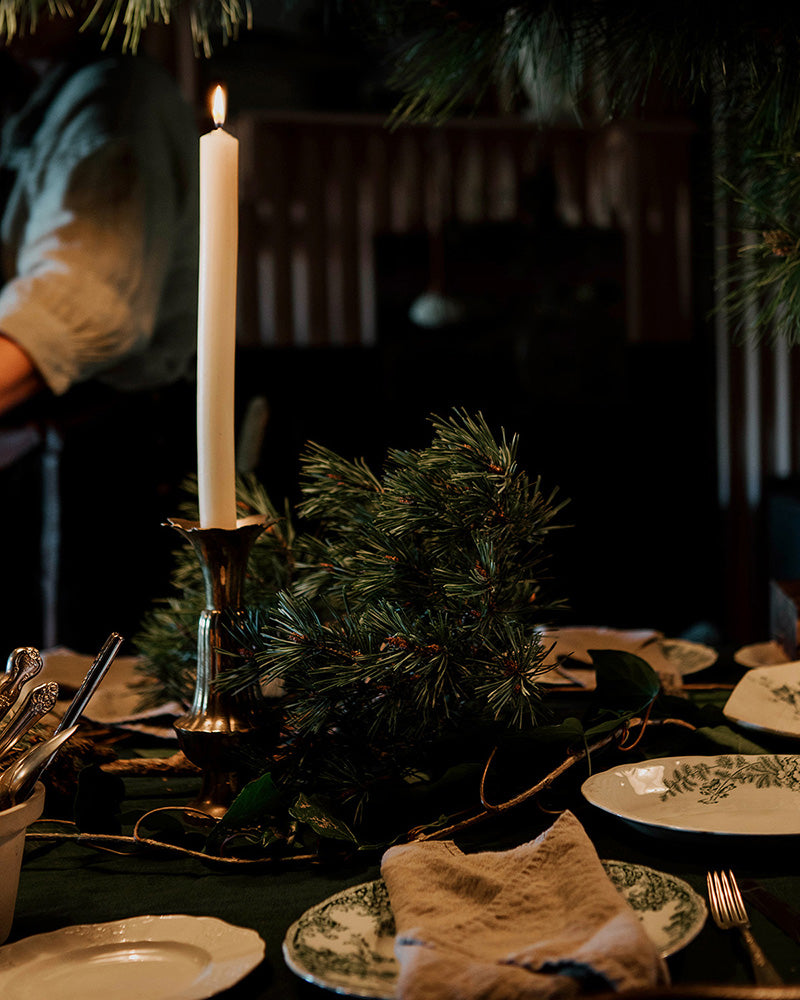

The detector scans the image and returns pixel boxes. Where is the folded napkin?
[381,811,669,1000]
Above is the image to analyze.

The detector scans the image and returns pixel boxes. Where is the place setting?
[282,849,708,1000]
[0,636,265,1000]
[722,660,800,741]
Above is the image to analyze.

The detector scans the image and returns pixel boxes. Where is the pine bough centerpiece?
[138,412,659,854]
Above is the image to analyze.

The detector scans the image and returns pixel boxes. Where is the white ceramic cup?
[0,782,44,944]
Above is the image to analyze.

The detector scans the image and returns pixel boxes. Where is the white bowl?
[0,782,44,944]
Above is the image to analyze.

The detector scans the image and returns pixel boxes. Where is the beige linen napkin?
[381,811,669,1000]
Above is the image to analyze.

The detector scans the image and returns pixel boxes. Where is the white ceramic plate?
[656,638,717,676]
[724,662,800,738]
[0,914,265,1000]
[733,641,791,670]
[537,634,717,688]
[582,754,800,836]
[539,627,660,668]
[283,865,706,998]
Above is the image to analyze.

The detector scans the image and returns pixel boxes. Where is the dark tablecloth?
[9,758,800,998]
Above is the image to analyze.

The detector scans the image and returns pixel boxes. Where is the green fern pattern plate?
[724,662,800,738]
[282,864,705,997]
[582,754,800,835]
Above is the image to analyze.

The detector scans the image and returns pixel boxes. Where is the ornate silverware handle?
[55,632,124,734]
[0,681,59,758]
[0,647,43,721]
[739,926,784,985]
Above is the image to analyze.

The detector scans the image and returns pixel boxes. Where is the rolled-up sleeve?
[0,58,198,396]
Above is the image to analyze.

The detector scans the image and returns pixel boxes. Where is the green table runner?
[9,767,800,997]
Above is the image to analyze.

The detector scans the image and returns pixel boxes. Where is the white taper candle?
[197,84,238,530]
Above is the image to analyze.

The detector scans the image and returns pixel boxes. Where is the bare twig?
[101,753,200,775]
[27,810,318,865]
[410,705,698,843]
[409,728,621,842]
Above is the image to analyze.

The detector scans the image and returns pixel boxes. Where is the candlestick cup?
[167,514,269,818]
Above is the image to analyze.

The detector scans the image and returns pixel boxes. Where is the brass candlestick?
[167,514,267,818]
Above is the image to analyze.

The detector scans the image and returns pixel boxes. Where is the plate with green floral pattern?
[582,754,800,836]
[724,662,800,738]
[282,864,705,998]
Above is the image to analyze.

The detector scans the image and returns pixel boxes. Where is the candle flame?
[210,85,227,127]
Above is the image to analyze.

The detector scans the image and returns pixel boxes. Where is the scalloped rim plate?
[282,866,705,998]
[724,661,800,738]
[733,641,790,670]
[537,632,717,687]
[656,638,717,675]
[0,914,265,1000]
[582,754,800,836]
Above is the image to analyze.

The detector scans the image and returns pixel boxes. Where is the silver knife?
[741,879,800,946]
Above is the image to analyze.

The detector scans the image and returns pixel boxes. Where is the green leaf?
[218,772,283,828]
[580,650,660,738]
[137,807,213,853]
[522,715,587,744]
[591,649,661,706]
[204,773,284,854]
[288,793,358,843]
[213,827,287,855]
[696,725,770,755]
[261,827,284,848]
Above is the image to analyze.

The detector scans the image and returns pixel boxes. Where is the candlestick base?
[166,515,273,819]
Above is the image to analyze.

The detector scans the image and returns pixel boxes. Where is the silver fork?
[707,869,783,985]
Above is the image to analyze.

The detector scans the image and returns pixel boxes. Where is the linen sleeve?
[0,64,192,396]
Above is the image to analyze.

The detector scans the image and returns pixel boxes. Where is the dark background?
[0,2,730,655]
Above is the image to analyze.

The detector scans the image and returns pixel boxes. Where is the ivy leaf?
[288,793,358,842]
[582,650,660,738]
[213,827,286,855]
[219,772,283,827]
[137,806,213,853]
[521,715,587,744]
[696,725,769,755]
[205,773,284,854]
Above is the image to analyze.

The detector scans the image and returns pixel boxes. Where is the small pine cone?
[762,229,796,257]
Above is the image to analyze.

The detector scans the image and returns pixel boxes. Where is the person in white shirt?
[0,28,198,415]
[0,19,201,652]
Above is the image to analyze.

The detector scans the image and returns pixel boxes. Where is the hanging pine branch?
[716,151,800,344]
[347,2,800,128]
[11,2,800,341]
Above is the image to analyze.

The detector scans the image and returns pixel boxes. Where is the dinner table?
[5,640,800,999]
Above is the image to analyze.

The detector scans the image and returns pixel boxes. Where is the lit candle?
[197,84,238,530]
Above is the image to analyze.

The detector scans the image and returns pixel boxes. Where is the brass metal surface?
[166,516,268,818]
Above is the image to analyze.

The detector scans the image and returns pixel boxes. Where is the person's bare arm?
[0,335,44,416]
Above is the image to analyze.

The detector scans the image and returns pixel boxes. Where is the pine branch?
[216,412,569,801]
